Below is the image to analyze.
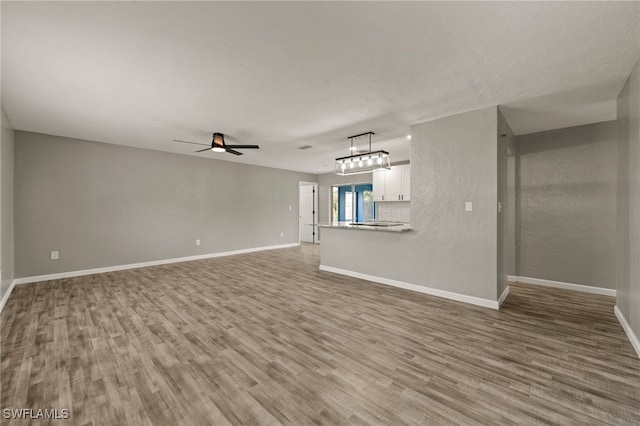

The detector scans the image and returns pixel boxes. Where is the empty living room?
[1,2,639,425]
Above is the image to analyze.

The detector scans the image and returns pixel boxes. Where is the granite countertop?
[318,221,411,233]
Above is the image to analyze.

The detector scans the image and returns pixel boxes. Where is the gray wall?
[617,57,640,349]
[14,131,316,278]
[1,109,15,301]
[321,107,500,301]
[515,121,618,288]
[497,109,513,298]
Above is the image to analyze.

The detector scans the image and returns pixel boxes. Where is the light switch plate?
[51,251,59,260]
[195,239,201,246]
[465,201,473,212]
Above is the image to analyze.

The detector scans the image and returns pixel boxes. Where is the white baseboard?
[0,279,16,313]
[319,265,499,310]
[508,275,616,297]
[13,243,300,285]
[498,286,510,306]
[614,306,640,359]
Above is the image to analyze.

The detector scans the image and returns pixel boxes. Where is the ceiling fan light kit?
[334,132,391,175]
[211,133,226,152]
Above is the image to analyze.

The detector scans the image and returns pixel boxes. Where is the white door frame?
[298,181,319,244]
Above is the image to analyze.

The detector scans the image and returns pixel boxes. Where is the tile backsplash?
[376,201,410,223]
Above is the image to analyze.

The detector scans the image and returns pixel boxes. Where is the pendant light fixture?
[334,132,390,175]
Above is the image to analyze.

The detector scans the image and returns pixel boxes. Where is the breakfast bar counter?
[318,221,411,233]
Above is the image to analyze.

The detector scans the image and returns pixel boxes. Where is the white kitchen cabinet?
[372,164,410,202]
[401,164,411,201]
[372,170,386,201]
[385,166,403,201]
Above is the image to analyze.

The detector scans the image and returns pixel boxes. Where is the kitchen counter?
[318,221,411,233]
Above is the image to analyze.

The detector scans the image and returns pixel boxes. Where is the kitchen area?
[317,157,414,287]
[319,162,411,232]
[314,131,413,273]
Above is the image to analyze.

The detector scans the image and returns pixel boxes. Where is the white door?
[299,184,315,243]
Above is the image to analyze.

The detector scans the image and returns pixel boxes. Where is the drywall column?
[616,57,640,357]
[410,106,500,302]
[497,109,514,299]
[1,109,15,306]
[506,120,518,277]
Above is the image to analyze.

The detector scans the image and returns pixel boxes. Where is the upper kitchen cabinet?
[372,164,410,202]
[385,166,403,201]
[401,164,410,201]
[373,169,386,202]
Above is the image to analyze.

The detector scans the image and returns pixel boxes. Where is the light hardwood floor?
[1,244,639,425]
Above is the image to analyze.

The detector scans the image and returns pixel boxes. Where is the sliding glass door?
[332,183,375,222]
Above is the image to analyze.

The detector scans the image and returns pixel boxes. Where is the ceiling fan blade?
[225,144,260,149]
[173,139,210,146]
[194,147,212,153]
[226,148,243,156]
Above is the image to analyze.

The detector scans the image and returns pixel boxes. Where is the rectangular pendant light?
[334,132,391,175]
[334,150,391,175]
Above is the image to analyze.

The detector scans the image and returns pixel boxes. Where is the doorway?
[299,182,318,243]
[331,183,375,222]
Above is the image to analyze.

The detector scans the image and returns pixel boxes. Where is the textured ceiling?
[2,2,639,173]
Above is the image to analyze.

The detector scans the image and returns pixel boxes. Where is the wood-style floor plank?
[1,244,639,425]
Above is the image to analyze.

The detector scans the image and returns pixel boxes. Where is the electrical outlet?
[51,251,59,260]
[289,205,292,211]
[465,201,473,212]
[280,232,284,238]
[195,239,201,246]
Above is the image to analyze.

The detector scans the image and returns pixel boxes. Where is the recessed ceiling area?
[2,2,638,173]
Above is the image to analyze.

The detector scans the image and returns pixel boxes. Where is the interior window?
[332,183,375,222]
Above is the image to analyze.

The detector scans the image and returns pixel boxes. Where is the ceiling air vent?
[298,145,313,150]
